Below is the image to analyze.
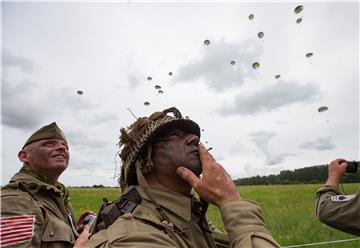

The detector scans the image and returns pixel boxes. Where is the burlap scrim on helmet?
[118,107,200,191]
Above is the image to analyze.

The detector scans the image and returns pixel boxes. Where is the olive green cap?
[22,122,67,149]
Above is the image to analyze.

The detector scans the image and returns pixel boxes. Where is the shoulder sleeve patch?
[330,194,355,202]
[0,215,35,247]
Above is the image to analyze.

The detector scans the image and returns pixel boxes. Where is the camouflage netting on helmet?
[118,107,200,191]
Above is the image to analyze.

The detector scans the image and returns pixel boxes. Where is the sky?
[1,1,359,187]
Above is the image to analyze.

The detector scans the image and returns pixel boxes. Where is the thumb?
[83,224,90,233]
[74,225,90,248]
[176,166,200,189]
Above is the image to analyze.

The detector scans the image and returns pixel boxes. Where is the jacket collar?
[9,169,68,202]
[19,166,50,183]
[135,185,205,231]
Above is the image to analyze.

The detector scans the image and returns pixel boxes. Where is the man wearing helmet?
[88,107,279,248]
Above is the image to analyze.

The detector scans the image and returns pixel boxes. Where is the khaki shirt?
[87,185,279,248]
[316,185,360,236]
[1,171,77,247]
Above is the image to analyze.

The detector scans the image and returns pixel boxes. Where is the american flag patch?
[0,215,35,247]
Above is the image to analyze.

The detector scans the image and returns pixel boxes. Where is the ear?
[18,150,29,163]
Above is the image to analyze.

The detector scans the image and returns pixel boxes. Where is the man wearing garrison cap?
[1,122,92,247]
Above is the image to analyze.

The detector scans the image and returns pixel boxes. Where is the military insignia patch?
[331,194,355,202]
[0,215,35,247]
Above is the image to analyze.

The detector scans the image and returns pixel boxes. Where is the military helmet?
[118,107,200,190]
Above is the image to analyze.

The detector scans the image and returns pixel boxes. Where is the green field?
[69,184,360,248]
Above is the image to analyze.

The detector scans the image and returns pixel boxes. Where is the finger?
[83,225,90,233]
[176,167,201,189]
[338,158,347,165]
[341,162,348,167]
[333,158,346,164]
[74,226,91,247]
[198,144,215,163]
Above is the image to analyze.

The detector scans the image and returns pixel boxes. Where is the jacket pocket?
[42,215,75,245]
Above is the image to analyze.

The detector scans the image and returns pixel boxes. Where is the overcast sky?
[1,1,359,186]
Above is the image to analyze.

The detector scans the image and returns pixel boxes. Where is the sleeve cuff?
[219,199,270,241]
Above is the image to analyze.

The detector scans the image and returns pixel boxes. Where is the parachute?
[318,106,328,113]
[252,62,260,69]
[294,5,303,14]
[155,85,161,90]
[257,32,264,39]
[204,39,211,46]
[158,90,164,94]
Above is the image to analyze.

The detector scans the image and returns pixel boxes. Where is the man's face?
[151,127,202,176]
[21,139,70,178]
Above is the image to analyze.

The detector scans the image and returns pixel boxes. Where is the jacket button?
[50,231,54,237]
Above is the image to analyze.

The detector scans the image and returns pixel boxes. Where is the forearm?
[219,199,280,248]
[325,176,341,188]
[316,187,360,236]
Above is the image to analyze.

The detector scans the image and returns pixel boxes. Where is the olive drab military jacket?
[1,171,77,247]
[316,185,360,236]
[87,185,280,248]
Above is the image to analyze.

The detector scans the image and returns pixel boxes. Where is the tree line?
[234,164,360,186]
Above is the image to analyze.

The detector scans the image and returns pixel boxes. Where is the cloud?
[300,136,336,151]
[229,140,248,156]
[66,127,114,151]
[45,88,118,126]
[87,111,119,125]
[2,49,35,72]
[1,51,44,129]
[173,39,263,91]
[128,73,141,89]
[218,80,321,116]
[45,87,98,111]
[2,77,99,130]
[250,131,293,165]
[2,79,46,129]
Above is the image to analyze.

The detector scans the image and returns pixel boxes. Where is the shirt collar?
[11,168,68,202]
[136,185,193,222]
[20,166,49,183]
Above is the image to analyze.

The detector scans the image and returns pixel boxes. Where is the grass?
[69,183,360,247]
[69,187,120,218]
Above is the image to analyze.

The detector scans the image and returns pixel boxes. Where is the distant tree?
[92,184,105,188]
[234,164,360,186]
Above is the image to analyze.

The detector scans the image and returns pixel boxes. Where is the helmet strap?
[135,164,172,224]
[142,144,154,173]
